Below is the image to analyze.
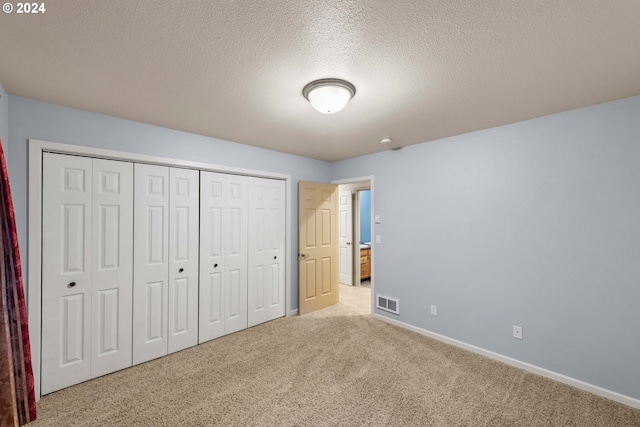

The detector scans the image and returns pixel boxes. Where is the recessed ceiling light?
[380,138,392,144]
[302,78,356,114]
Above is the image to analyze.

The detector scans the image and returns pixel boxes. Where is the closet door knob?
[214,263,218,268]
[68,282,76,288]
[179,268,184,273]
[273,256,277,260]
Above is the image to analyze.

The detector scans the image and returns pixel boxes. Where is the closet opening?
[28,139,292,399]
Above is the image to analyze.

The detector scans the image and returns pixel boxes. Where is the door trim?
[28,138,292,399]
[331,176,374,316]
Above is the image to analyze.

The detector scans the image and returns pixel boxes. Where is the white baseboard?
[374,314,640,410]
[289,309,299,316]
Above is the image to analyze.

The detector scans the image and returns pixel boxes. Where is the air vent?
[376,294,400,315]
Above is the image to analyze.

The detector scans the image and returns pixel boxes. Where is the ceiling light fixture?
[302,78,356,114]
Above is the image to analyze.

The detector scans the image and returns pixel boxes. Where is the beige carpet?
[32,285,640,427]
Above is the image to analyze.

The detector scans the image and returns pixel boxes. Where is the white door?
[90,158,133,378]
[338,189,353,285]
[223,174,248,334]
[133,164,169,365]
[199,171,226,342]
[167,168,199,354]
[266,179,286,320]
[42,153,92,394]
[248,177,268,327]
[248,178,285,327]
[199,171,248,340]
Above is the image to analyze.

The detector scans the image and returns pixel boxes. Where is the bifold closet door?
[90,159,134,378]
[248,178,286,327]
[42,153,92,394]
[133,164,200,364]
[167,167,199,354]
[133,164,169,365]
[199,172,248,343]
[42,153,133,394]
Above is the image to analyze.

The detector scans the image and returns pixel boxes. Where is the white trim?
[289,309,299,316]
[331,176,374,316]
[28,138,292,400]
[29,139,290,179]
[373,314,640,410]
[285,178,292,318]
[27,141,43,400]
[331,176,372,186]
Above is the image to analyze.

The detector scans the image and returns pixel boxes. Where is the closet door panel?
[42,153,92,394]
[248,178,286,325]
[168,168,199,354]
[91,158,133,377]
[133,164,169,365]
[224,175,248,334]
[199,172,225,342]
[248,178,268,327]
[267,179,286,320]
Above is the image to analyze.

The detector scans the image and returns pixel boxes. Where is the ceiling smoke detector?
[302,78,356,114]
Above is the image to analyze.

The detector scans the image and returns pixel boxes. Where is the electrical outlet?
[430,305,437,316]
[512,325,523,340]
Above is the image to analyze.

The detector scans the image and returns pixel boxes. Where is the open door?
[338,188,353,285]
[298,181,338,315]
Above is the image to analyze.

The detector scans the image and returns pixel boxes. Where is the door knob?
[274,256,277,260]
[214,263,218,268]
[179,268,184,273]
[299,253,309,260]
[68,282,76,288]
[347,242,351,245]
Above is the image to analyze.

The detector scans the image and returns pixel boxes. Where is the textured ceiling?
[1,1,640,162]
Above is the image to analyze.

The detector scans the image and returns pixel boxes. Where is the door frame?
[28,138,292,399]
[331,176,374,316]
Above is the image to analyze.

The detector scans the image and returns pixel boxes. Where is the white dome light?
[303,79,356,114]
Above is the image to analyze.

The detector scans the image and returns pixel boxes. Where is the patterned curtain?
[0,140,36,426]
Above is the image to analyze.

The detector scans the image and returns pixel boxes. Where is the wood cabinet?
[360,247,371,280]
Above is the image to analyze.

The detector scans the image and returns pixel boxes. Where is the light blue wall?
[331,95,640,400]
[0,81,8,153]
[8,89,640,401]
[359,190,371,243]
[8,96,331,309]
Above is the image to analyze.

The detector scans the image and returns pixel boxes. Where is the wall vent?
[376,294,400,315]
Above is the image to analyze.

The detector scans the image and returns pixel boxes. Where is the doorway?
[333,177,374,315]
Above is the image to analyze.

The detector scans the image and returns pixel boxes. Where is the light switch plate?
[375,235,381,244]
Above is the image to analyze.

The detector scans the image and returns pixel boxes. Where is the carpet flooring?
[31,284,640,426]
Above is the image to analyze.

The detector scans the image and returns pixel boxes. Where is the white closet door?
[199,171,226,342]
[266,179,286,320]
[248,178,286,327]
[168,168,199,354]
[42,153,92,394]
[90,158,133,377]
[224,174,248,334]
[133,164,169,365]
[199,171,248,341]
[248,178,268,327]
